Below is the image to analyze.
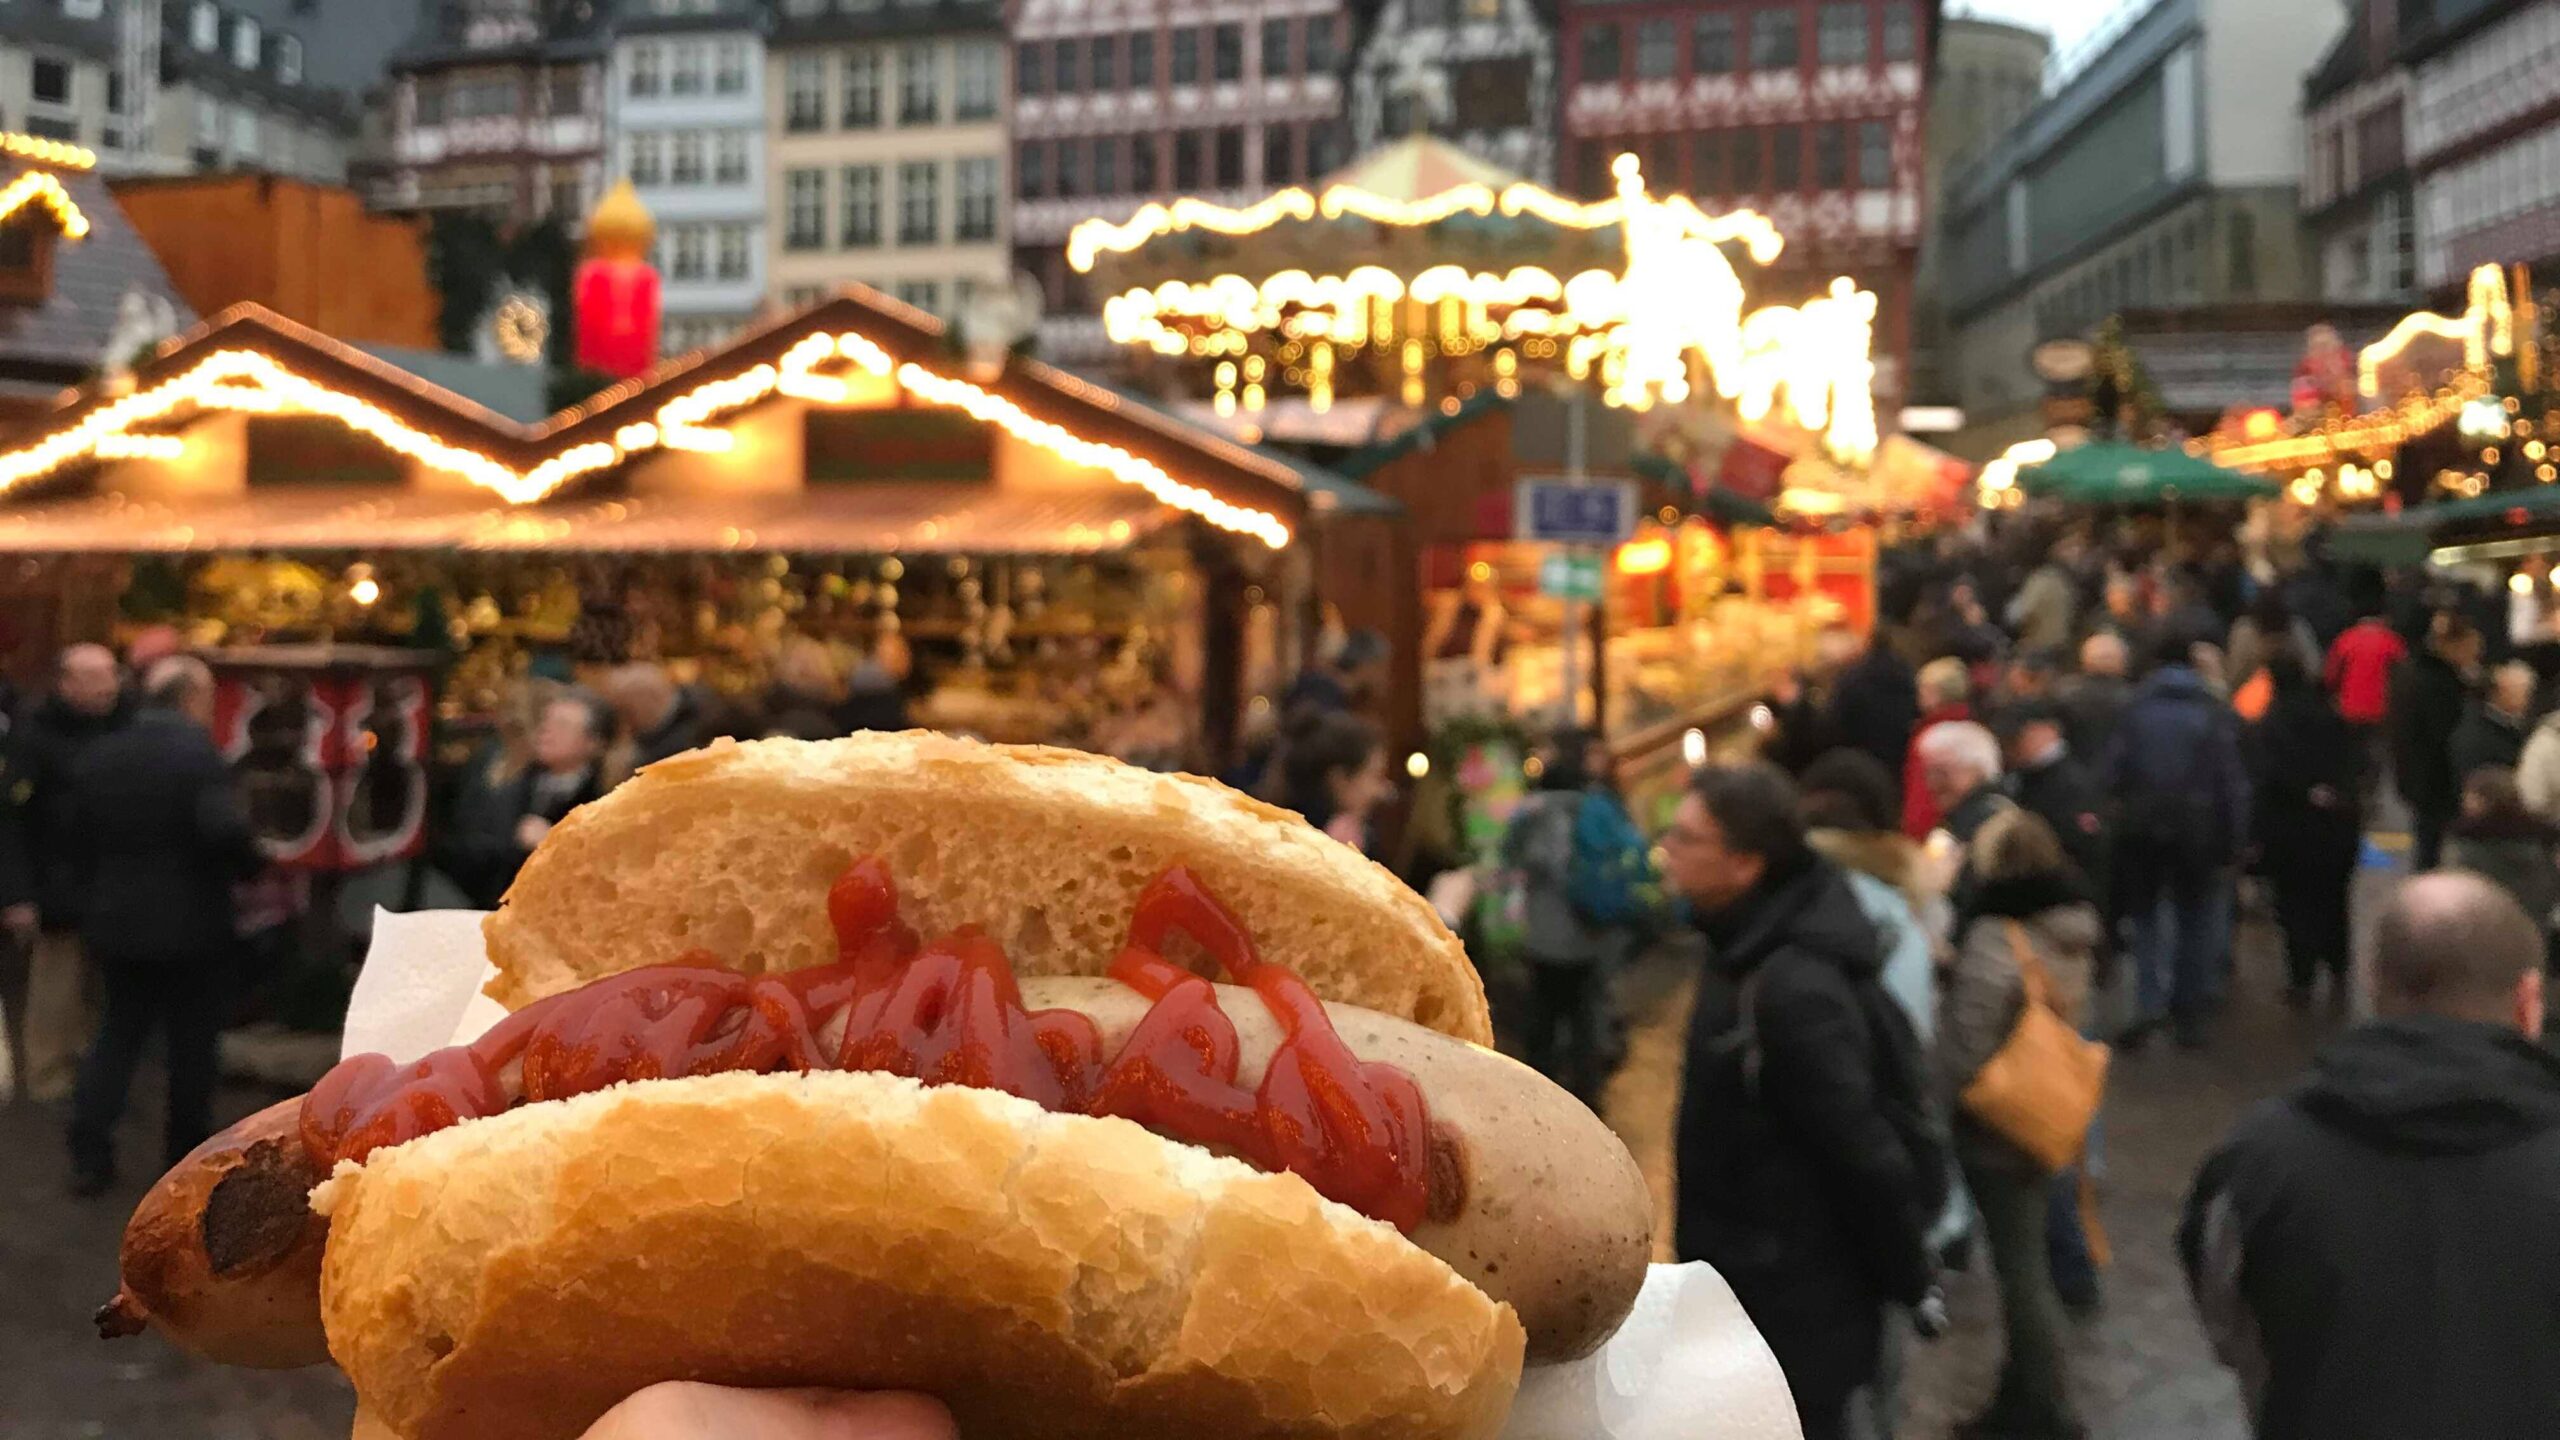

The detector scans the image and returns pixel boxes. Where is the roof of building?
[0,150,196,388]
[390,0,616,72]
[212,0,421,98]
[770,0,1002,45]
[2118,302,2411,417]
[356,343,556,425]
[614,0,772,39]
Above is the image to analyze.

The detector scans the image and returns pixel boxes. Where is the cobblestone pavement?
[2,879,2381,1440]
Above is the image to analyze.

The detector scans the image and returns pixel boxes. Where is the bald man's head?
[57,643,120,717]
[2374,872,2546,1033]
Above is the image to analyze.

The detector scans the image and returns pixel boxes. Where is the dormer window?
[231,15,262,69]
[277,36,304,85]
[191,2,221,52]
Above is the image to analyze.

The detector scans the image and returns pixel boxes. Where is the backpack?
[1565,792,1654,927]
[1501,792,1601,965]
[1734,964,1954,1223]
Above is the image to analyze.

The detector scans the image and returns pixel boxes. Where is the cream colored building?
[766,0,1009,321]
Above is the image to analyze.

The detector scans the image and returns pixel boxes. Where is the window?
[1056,137,1081,197]
[1579,22,1621,82]
[783,286,826,311]
[1648,133,1679,188]
[1212,23,1242,82]
[62,0,105,17]
[786,168,826,249]
[1215,125,1244,187]
[1089,35,1117,90]
[956,156,997,240]
[1750,9,1799,69]
[1306,15,1338,70]
[1263,124,1294,185]
[954,278,978,313]
[1017,42,1044,99]
[415,81,444,126]
[1772,123,1801,188]
[30,58,70,107]
[629,43,663,96]
[1732,127,1763,191]
[1128,32,1154,87]
[671,225,707,281]
[1689,130,1724,193]
[898,160,939,244]
[1174,128,1204,188]
[1813,122,1844,187]
[107,70,126,116]
[548,71,583,116]
[628,131,665,185]
[785,56,825,131]
[1090,137,1117,194]
[1308,122,1344,174]
[229,103,257,155]
[550,176,582,220]
[1052,38,1079,94]
[716,131,749,184]
[670,41,705,95]
[1261,17,1292,77]
[230,15,261,69]
[1692,13,1735,74]
[895,279,940,314]
[1017,140,1045,198]
[1635,18,1676,78]
[671,130,705,184]
[1130,133,1157,191]
[1172,28,1200,84]
[955,42,997,119]
[29,114,82,144]
[715,41,748,94]
[277,36,303,85]
[841,164,880,246]
[900,43,939,123]
[843,51,880,127]
[190,1,219,51]
[1817,4,1869,65]
[1857,119,1890,187]
[1882,4,1916,61]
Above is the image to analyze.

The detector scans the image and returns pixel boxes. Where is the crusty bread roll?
[315,1070,1525,1440]
[483,734,1492,1045]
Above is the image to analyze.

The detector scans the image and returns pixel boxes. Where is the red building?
[1556,0,1936,410]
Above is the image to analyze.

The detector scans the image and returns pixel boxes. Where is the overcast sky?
[1949,0,2124,54]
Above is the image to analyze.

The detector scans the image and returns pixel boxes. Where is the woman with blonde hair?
[1937,807,2100,1440]
[1902,655,1975,838]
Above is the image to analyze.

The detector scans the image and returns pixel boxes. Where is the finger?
[581,1383,956,1440]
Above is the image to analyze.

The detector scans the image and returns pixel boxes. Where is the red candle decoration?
[573,179,661,378]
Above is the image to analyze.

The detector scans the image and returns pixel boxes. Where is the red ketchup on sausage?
[301,861,1432,1231]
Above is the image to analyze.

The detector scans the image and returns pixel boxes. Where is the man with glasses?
[1662,762,1942,1440]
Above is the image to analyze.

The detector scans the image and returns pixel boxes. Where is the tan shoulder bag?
[1958,921,2110,1172]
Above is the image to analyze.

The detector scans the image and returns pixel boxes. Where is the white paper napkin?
[339,912,1804,1440]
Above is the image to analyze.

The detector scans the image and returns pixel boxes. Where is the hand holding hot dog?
[577,1386,955,1440]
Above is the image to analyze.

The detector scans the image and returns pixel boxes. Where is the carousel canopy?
[2018,442,2276,505]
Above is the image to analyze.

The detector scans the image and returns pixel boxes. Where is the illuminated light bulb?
[1615,537,1673,574]
[0,170,92,239]
[0,131,98,169]
[1405,751,1431,780]
[350,577,382,606]
[1680,728,1709,768]
[93,433,185,461]
[2513,572,2536,596]
[1749,703,1775,733]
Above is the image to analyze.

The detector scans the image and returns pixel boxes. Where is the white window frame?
[785,168,827,249]
[955,155,996,241]
[276,35,303,85]
[899,42,939,125]
[714,40,748,94]
[669,41,705,96]
[191,1,220,52]
[628,131,665,185]
[670,224,708,281]
[955,40,998,121]
[231,15,262,69]
[629,43,663,98]
[897,158,939,243]
[717,223,751,280]
[671,130,706,184]
[714,130,749,184]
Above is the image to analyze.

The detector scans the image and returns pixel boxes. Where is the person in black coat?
[2249,653,2364,1007]
[1,643,131,1102]
[2181,873,2560,1440]
[1663,764,1938,1440]
[2449,660,2535,789]
[602,662,730,771]
[1824,635,1921,777]
[439,692,612,909]
[63,659,259,1194]
[1997,701,2111,900]
[2392,617,2482,872]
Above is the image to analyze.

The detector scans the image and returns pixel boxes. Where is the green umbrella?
[2016,441,2277,504]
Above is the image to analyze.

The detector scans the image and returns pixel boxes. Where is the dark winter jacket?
[1941,871,2102,1178]
[2449,701,2529,788]
[2105,665,2251,865]
[65,709,259,964]
[437,752,606,909]
[2180,1018,2560,1440]
[1678,855,1936,1423]
[2009,747,2110,896]
[2,692,132,926]
[1825,646,1920,777]
[2444,813,2560,931]
[2049,670,2130,765]
[2391,651,2472,816]
[2249,685,2363,876]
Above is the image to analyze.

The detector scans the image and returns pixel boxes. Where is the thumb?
[581,1384,957,1440]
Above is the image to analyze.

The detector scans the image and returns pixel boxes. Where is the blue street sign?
[1515,479,1639,545]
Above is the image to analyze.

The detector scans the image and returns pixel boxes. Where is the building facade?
[0,0,358,183]
[2301,0,2415,304]
[1009,0,1356,360]
[1555,0,1939,412]
[1348,0,1555,180]
[1935,0,2346,437]
[1909,15,2049,404]
[379,0,613,225]
[609,0,769,349]
[766,0,1009,321]
[2403,0,2560,288]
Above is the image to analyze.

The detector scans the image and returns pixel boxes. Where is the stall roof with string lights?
[1069,135,1884,467]
[0,286,1347,552]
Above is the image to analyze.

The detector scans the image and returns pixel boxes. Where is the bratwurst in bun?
[103,734,1653,1440]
